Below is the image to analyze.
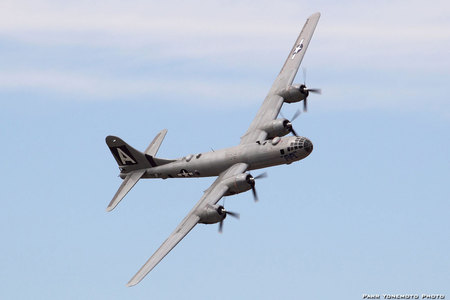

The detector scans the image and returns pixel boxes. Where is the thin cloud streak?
[0,0,448,114]
[1,0,448,59]
[0,70,265,106]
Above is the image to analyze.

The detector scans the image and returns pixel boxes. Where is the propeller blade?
[300,67,321,112]
[248,172,268,202]
[306,88,322,94]
[302,67,307,85]
[218,220,224,233]
[291,109,301,122]
[252,186,258,202]
[281,110,300,136]
[254,172,268,180]
[218,206,239,233]
[226,211,240,219]
[291,127,299,137]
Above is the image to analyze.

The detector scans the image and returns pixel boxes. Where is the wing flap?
[106,169,146,212]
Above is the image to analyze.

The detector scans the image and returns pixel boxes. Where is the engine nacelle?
[223,173,254,196]
[277,84,307,103]
[198,205,226,224]
[198,173,255,224]
[260,118,291,139]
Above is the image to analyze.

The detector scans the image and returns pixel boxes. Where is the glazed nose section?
[303,138,313,154]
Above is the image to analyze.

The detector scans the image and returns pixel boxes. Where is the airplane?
[106,12,321,287]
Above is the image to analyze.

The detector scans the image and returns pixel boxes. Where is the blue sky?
[1,1,449,299]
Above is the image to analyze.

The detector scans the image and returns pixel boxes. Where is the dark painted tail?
[106,136,151,172]
[106,135,174,173]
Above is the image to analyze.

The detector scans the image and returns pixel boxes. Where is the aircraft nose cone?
[303,138,313,154]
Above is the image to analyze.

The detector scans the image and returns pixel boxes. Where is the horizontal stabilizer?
[107,169,146,212]
[145,129,168,156]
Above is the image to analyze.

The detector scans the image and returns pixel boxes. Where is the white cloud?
[2,0,448,59]
[0,0,449,114]
[0,69,265,106]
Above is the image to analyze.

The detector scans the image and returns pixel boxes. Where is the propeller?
[218,204,240,234]
[299,67,322,112]
[246,172,268,202]
[281,109,301,136]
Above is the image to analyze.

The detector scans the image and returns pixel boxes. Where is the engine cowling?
[198,205,226,224]
[260,118,291,139]
[223,173,254,196]
[277,84,308,103]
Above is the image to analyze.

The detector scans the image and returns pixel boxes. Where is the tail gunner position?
[106,12,321,287]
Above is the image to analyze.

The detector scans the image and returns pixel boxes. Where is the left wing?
[240,12,320,144]
[126,163,248,287]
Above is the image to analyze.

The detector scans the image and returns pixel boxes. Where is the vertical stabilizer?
[105,131,174,211]
[106,136,151,172]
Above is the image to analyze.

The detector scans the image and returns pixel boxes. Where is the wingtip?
[127,277,140,287]
[106,200,118,212]
[160,128,168,137]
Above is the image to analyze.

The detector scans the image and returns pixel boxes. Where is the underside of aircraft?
[106,12,321,286]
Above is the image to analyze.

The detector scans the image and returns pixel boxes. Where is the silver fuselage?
[129,136,312,179]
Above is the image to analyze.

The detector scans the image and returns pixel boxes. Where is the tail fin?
[106,136,152,172]
[106,130,174,173]
[105,131,174,211]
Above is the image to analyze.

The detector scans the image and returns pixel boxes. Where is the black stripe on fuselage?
[145,154,157,167]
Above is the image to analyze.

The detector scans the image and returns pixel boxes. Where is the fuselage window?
[280,149,285,155]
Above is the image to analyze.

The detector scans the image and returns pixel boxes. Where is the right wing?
[240,12,321,144]
[126,163,248,287]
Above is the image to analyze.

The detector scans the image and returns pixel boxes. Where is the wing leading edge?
[127,163,248,287]
[240,12,320,144]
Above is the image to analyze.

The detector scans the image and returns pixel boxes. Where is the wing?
[240,12,320,144]
[126,163,248,287]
